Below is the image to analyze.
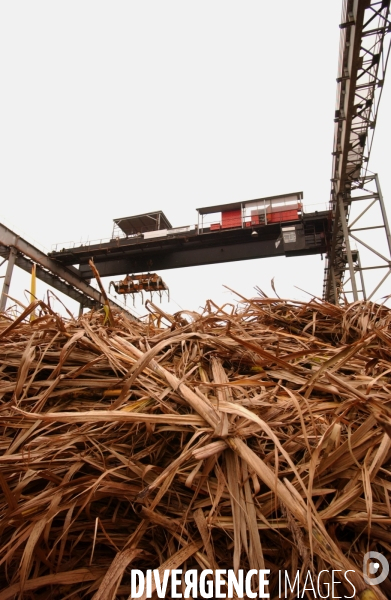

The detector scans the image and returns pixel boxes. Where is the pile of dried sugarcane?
[1,294,391,599]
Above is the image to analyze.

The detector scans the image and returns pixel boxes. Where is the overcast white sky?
[1,1,390,318]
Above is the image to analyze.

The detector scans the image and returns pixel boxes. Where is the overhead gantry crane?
[1,0,390,312]
[47,0,390,307]
[48,193,329,285]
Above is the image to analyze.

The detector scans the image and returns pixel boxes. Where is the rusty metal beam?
[0,222,135,318]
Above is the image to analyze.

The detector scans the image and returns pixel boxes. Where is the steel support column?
[0,247,17,312]
[375,174,391,258]
[338,195,359,300]
[329,174,391,301]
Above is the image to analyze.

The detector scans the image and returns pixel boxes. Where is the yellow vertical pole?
[30,263,36,321]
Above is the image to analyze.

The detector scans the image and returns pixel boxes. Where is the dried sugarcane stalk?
[0,293,390,598]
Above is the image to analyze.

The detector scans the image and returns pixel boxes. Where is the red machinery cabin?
[197,191,303,232]
[221,209,242,229]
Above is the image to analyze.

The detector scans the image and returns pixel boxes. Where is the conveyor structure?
[324,0,391,302]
